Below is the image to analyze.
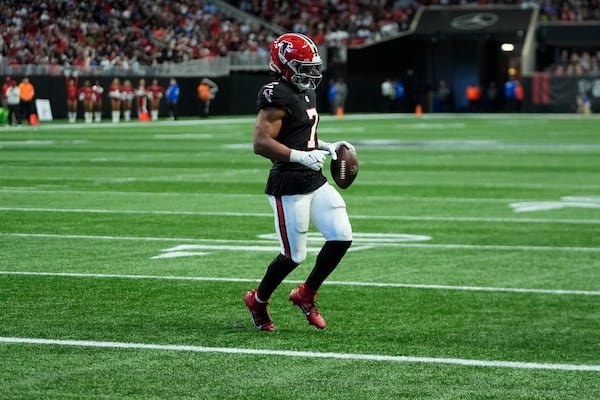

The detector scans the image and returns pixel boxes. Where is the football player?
[244,33,356,331]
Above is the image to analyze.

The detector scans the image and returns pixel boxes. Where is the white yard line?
[8,113,600,135]
[0,188,574,204]
[0,336,598,372]
[2,176,599,189]
[3,232,600,253]
[0,207,272,217]
[1,271,598,296]
[1,232,252,242]
[0,207,271,218]
[1,207,598,225]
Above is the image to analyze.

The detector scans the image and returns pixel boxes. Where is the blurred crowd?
[0,0,276,69]
[0,0,599,69]
[535,0,600,21]
[232,0,418,46]
[549,49,600,75]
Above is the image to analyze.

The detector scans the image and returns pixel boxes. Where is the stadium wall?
[13,73,272,119]
[524,74,600,113]
[9,71,397,119]
[9,72,599,119]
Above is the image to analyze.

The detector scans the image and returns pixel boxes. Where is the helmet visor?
[291,61,322,90]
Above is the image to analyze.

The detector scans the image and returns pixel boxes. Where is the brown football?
[330,145,359,189]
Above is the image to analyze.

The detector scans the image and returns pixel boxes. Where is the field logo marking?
[151,232,431,259]
[510,196,600,212]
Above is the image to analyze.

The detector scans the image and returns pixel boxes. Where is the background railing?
[0,48,332,78]
[0,52,272,78]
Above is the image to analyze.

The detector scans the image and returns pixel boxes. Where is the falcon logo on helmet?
[269,33,322,91]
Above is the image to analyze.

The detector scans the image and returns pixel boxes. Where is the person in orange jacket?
[465,82,481,112]
[18,77,35,124]
[197,78,218,118]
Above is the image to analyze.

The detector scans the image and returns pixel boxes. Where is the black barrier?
[525,74,600,113]
[5,72,598,119]
[3,73,273,120]
[537,22,600,47]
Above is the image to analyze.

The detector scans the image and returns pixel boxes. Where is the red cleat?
[243,289,275,331]
[289,283,326,329]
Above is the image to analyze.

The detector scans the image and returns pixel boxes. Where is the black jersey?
[257,79,327,196]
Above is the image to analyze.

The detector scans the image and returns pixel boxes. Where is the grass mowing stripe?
[0,188,265,198]
[3,232,600,253]
[2,207,598,225]
[4,117,257,131]
[3,176,600,190]
[1,337,599,372]
[2,271,598,296]
[1,207,271,217]
[353,216,600,224]
[0,188,546,203]
[376,243,600,252]
[0,207,270,218]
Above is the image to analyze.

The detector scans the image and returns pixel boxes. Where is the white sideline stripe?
[2,177,598,190]
[1,207,598,225]
[1,337,598,372]
[8,188,584,208]
[2,271,599,296]
[0,188,266,198]
[1,232,264,243]
[3,232,600,253]
[352,215,600,225]
[0,207,271,218]
[0,188,530,203]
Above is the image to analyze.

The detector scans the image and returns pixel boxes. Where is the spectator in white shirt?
[6,80,21,126]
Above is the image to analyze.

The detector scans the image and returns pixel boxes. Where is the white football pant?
[268,182,352,264]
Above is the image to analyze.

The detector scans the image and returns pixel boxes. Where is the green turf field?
[1,114,599,399]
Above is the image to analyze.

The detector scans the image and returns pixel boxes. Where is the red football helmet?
[269,33,322,91]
